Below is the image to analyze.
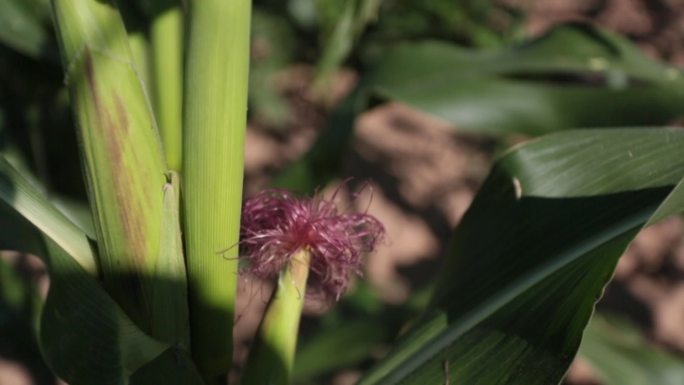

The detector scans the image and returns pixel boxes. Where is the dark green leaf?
[0,0,56,59]
[40,239,167,385]
[130,349,206,385]
[580,314,684,385]
[366,24,684,135]
[314,0,382,87]
[293,285,429,381]
[359,128,684,384]
[0,156,178,385]
[275,24,684,194]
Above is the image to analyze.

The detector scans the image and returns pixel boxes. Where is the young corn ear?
[238,188,384,384]
[183,0,251,381]
[241,249,312,385]
[51,0,168,332]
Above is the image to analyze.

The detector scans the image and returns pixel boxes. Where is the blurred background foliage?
[0,0,523,195]
[2,0,684,384]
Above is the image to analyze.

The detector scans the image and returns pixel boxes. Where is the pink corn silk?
[240,189,384,300]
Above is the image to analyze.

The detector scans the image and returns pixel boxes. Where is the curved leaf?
[274,24,684,193]
[0,0,56,59]
[130,348,206,385]
[0,156,95,273]
[0,157,171,385]
[580,314,684,385]
[40,239,167,385]
[367,23,684,135]
[359,128,684,384]
[314,0,382,87]
[49,196,96,239]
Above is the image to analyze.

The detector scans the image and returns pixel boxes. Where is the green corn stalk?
[241,249,312,385]
[50,0,169,334]
[183,0,251,381]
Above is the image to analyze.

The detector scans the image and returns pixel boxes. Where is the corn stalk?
[183,0,251,381]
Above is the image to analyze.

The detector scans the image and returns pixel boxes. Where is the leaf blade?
[51,0,168,329]
[359,128,684,384]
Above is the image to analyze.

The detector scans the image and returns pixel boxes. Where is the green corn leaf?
[294,311,408,381]
[0,156,168,385]
[249,10,296,128]
[272,86,367,193]
[148,171,190,348]
[295,300,684,385]
[275,23,684,194]
[0,0,57,59]
[648,172,684,227]
[580,314,684,385]
[0,156,95,274]
[40,239,167,385]
[130,348,206,385]
[51,0,169,329]
[292,287,429,381]
[49,195,96,239]
[0,156,202,385]
[364,23,684,136]
[359,128,684,384]
[314,0,382,90]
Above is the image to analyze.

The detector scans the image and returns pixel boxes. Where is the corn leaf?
[295,304,684,385]
[0,0,56,59]
[314,0,382,89]
[293,308,412,381]
[0,156,95,273]
[274,23,684,194]
[580,314,684,385]
[359,128,684,384]
[365,23,684,135]
[130,349,206,385]
[40,239,167,385]
[0,156,169,385]
[148,172,190,348]
[51,0,168,329]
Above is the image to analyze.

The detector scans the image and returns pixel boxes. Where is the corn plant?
[2,0,379,384]
[3,1,684,384]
